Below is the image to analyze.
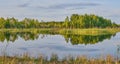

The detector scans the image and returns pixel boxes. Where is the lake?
[0,31,120,59]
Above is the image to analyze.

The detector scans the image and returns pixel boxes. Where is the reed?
[0,55,119,64]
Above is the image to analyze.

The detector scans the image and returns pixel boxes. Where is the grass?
[57,28,120,35]
[0,55,120,64]
[0,28,119,35]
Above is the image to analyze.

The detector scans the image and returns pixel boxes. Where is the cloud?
[17,0,32,7]
[36,2,100,10]
[17,2,100,10]
[18,3,30,7]
[67,7,86,10]
[108,14,120,18]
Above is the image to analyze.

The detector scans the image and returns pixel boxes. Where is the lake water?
[0,31,120,59]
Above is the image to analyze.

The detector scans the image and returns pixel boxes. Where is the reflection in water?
[0,32,39,42]
[63,34,116,45]
[0,31,119,59]
[0,31,116,45]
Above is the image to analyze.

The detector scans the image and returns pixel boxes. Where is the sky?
[0,0,120,24]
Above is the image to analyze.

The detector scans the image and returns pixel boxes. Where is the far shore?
[0,28,119,35]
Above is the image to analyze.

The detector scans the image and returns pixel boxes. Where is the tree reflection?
[62,34,116,45]
[0,31,116,45]
[0,32,39,42]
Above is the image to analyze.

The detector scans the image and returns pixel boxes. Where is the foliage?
[0,14,119,29]
[69,14,119,28]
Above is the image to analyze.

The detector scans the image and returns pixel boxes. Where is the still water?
[0,31,120,59]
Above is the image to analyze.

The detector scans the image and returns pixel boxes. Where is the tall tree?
[64,16,69,28]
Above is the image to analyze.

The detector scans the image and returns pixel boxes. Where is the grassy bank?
[0,55,120,64]
[59,28,120,35]
[0,28,119,35]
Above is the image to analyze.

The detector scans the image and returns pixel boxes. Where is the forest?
[0,14,119,29]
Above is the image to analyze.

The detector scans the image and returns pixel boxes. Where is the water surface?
[0,31,120,59]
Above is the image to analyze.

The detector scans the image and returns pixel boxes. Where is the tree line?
[64,14,119,28]
[0,14,119,29]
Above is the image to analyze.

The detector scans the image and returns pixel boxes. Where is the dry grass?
[0,55,119,64]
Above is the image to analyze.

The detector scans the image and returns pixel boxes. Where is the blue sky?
[0,0,120,24]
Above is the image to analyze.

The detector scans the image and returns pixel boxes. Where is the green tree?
[64,16,69,28]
